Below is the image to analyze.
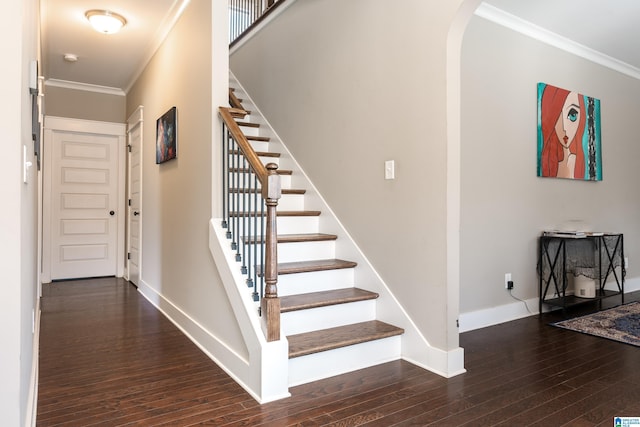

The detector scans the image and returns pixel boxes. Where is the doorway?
[126,107,143,286]
[42,116,126,282]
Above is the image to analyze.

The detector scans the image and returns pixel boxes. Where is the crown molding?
[124,0,191,94]
[44,79,125,96]
[474,3,640,81]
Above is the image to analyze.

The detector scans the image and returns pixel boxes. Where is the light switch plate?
[385,160,395,180]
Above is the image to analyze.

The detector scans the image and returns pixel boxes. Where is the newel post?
[261,163,281,342]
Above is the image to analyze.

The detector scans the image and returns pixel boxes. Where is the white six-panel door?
[43,117,126,282]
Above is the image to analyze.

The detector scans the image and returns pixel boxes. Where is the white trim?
[126,106,144,285]
[41,116,127,282]
[43,116,126,134]
[44,79,125,96]
[474,3,640,81]
[459,278,640,333]
[447,0,482,365]
[124,0,191,94]
[24,299,40,427]
[136,277,290,404]
[459,296,539,333]
[404,346,466,379]
[127,105,143,127]
[136,278,249,368]
[208,220,290,402]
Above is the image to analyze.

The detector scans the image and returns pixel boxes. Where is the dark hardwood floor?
[37,277,640,426]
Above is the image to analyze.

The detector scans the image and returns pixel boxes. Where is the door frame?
[41,116,126,283]
[126,106,143,284]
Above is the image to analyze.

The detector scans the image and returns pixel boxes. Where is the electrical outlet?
[505,273,512,289]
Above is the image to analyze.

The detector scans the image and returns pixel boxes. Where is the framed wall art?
[156,106,177,164]
[537,83,602,181]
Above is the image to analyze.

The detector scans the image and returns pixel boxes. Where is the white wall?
[0,0,40,425]
[230,0,466,352]
[460,16,640,320]
[126,0,249,374]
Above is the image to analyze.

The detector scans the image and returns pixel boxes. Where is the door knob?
[133,211,140,216]
[109,210,115,216]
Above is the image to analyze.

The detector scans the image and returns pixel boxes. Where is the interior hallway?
[37,277,640,426]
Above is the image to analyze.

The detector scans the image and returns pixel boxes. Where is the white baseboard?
[404,345,466,379]
[459,277,640,333]
[25,299,40,427]
[135,279,260,401]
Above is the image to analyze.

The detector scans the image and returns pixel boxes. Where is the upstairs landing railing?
[219,106,281,342]
[229,0,287,46]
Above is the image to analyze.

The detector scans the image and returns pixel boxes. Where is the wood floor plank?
[37,278,640,426]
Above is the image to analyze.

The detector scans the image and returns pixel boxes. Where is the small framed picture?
[156,106,177,164]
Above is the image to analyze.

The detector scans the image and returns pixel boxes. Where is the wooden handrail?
[219,106,281,342]
[219,107,268,184]
[229,89,244,111]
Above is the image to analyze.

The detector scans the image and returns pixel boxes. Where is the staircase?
[225,77,404,387]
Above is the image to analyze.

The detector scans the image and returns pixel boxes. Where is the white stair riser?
[274,194,304,211]
[288,335,402,387]
[226,172,292,190]
[282,300,376,336]
[249,141,271,152]
[236,123,260,137]
[243,240,335,265]
[258,156,280,166]
[225,216,319,241]
[276,216,318,235]
[279,175,292,188]
[227,193,303,212]
[228,154,279,167]
[277,269,354,296]
[278,240,335,263]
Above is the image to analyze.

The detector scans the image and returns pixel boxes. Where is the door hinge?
[127,144,132,152]
[127,252,131,260]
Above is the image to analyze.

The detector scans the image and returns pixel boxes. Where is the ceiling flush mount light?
[85,10,127,34]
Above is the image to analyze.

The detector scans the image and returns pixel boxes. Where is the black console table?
[538,233,625,314]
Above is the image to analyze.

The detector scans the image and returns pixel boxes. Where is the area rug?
[552,302,640,347]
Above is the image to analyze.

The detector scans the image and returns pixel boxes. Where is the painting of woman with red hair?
[537,83,601,180]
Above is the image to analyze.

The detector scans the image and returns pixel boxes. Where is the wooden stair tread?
[246,135,270,142]
[277,258,357,275]
[281,288,378,313]
[236,121,260,128]
[243,233,337,244]
[277,233,337,243]
[230,150,280,158]
[258,258,355,276]
[229,188,306,195]
[228,167,292,175]
[230,210,321,217]
[288,320,404,358]
[228,107,248,118]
